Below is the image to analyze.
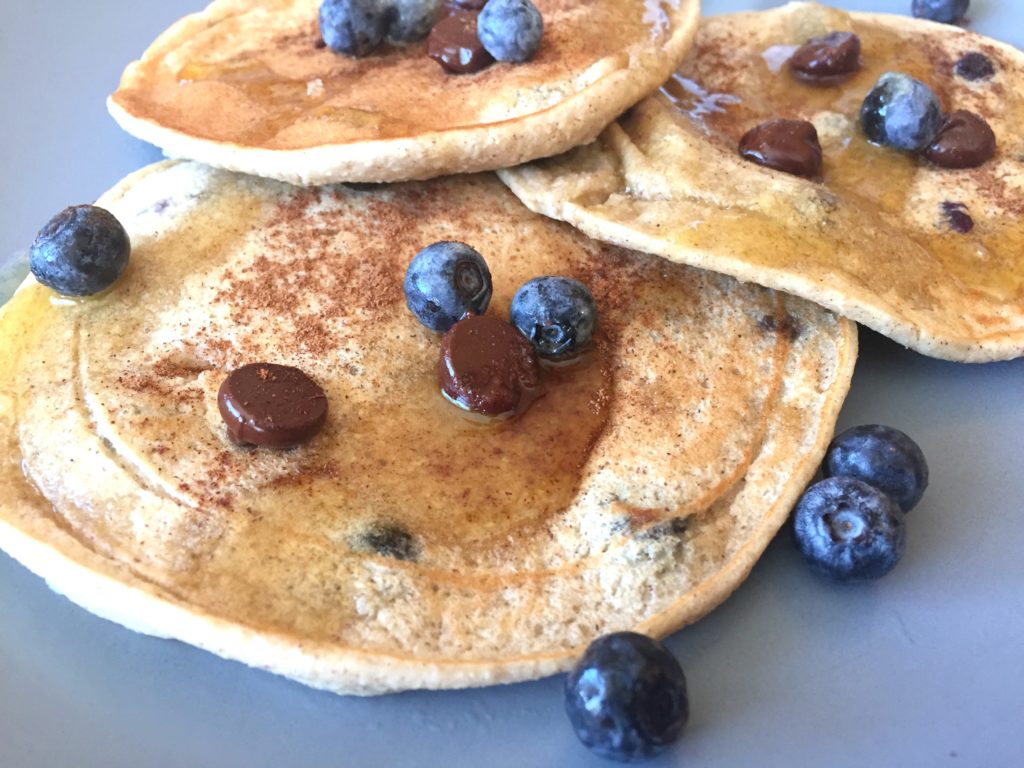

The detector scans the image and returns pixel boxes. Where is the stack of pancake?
[0,0,1017,695]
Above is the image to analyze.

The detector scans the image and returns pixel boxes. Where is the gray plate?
[1,2,1022,766]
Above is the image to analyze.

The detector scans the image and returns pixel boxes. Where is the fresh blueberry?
[860,72,944,152]
[510,276,597,358]
[478,0,544,63]
[319,0,388,57]
[793,476,906,581]
[823,424,929,512]
[29,205,130,297]
[911,0,969,24]
[565,632,688,763]
[404,241,492,332]
[386,0,441,44]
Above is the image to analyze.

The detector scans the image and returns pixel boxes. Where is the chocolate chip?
[428,12,494,74]
[955,52,995,81]
[356,522,418,561]
[438,314,542,417]
[941,202,974,234]
[218,363,328,448]
[923,110,996,169]
[788,31,861,84]
[739,119,823,178]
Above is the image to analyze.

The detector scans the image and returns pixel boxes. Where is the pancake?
[107,0,700,184]
[499,1,1024,362]
[0,161,855,695]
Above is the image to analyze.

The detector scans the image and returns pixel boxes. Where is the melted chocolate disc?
[789,31,862,85]
[739,119,823,177]
[428,12,494,74]
[924,110,997,169]
[438,314,542,417]
[218,363,328,448]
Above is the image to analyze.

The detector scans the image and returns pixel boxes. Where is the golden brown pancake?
[0,161,854,694]
[107,0,700,183]
[500,1,1024,362]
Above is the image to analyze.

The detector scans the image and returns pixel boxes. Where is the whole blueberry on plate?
[824,424,929,512]
[911,0,969,24]
[510,276,597,358]
[404,241,492,332]
[29,205,130,297]
[793,476,906,581]
[860,72,943,152]
[319,0,389,56]
[478,0,544,63]
[565,631,688,762]
[387,0,441,43]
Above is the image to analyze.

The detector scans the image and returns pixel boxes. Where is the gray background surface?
[1,1,1022,766]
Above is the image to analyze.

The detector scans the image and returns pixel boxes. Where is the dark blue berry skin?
[478,0,544,63]
[565,632,688,763]
[404,241,492,332]
[510,276,597,358]
[319,0,388,57]
[387,0,441,43]
[824,425,929,512]
[793,476,906,582]
[912,0,969,24]
[860,72,944,152]
[29,205,130,297]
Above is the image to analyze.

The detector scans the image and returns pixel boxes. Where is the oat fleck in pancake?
[107,0,700,184]
[500,1,1024,362]
[0,162,854,694]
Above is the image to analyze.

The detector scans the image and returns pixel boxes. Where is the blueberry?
[319,0,388,57]
[386,0,441,44]
[510,276,597,358]
[29,205,130,297]
[565,632,688,762]
[823,424,929,512]
[356,521,419,561]
[911,0,969,24]
[793,476,906,581]
[860,72,944,152]
[478,0,544,63]
[404,241,492,332]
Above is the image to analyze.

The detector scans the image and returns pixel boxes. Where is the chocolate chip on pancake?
[739,119,822,178]
[428,12,494,74]
[438,314,541,417]
[924,110,997,169]
[218,363,328,448]
[788,31,861,84]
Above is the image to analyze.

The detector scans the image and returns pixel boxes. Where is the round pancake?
[107,0,700,184]
[499,1,1024,362]
[0,161,855,695]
